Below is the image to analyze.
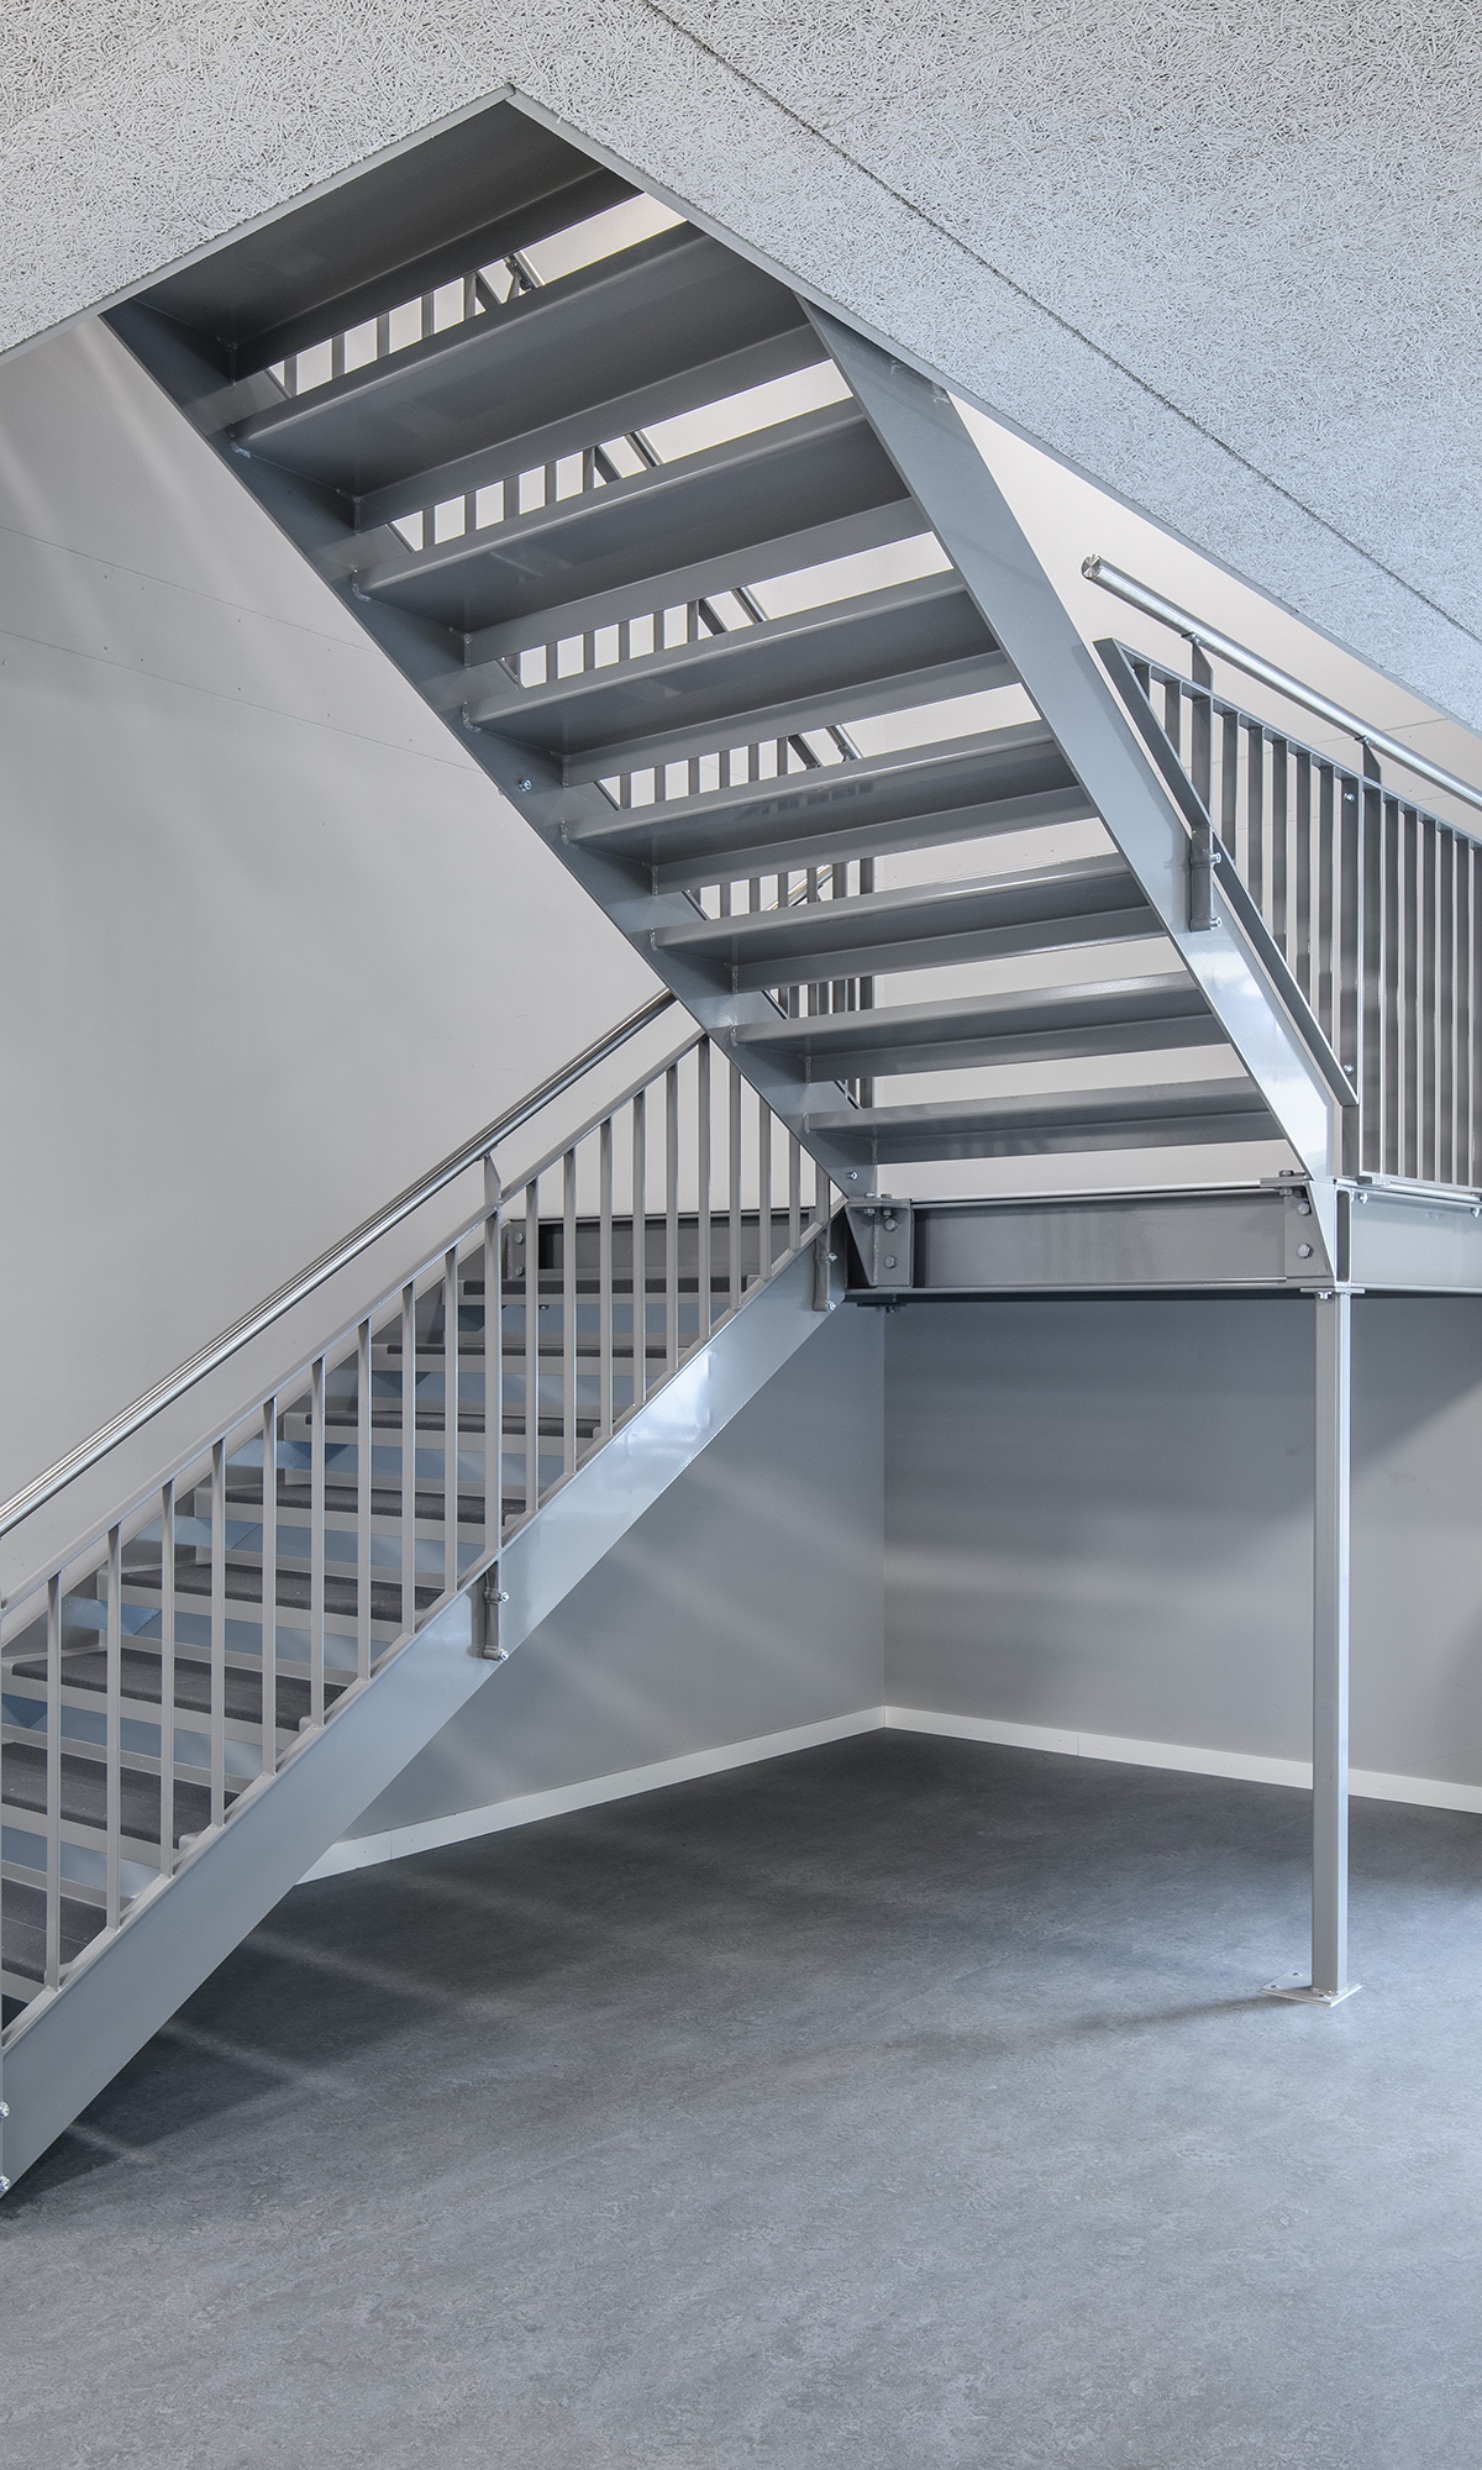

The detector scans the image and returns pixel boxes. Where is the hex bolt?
[884,1255,897,1270]
[1297,1242,1314,1258]
[517,778,534,792]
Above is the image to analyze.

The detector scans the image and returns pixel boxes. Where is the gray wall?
[885,1296,1482,1790]
[0,316,652,1509]
[345,1302,885,1839]
[5,8,1480,734]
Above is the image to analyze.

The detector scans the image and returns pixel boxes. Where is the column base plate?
[1262,1975,1362,2006]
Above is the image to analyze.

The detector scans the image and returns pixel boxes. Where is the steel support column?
[1269,1288,1360,2004]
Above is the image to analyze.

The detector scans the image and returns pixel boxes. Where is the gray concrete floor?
[4,1733,1482,2468]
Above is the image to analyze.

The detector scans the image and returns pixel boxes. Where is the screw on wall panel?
[517,778,533,792]
[848,1170,859,1181]
[884,1256,897,1270]
[1297,1200,1312,1216]
[1297,1243,1314,1258]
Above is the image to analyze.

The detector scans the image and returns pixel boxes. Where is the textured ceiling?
[4,1,1479,729]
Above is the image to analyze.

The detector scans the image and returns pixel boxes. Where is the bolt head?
[517,777,534,792]
[847,1170,859,1181]
[883,1255,897,1270]
[1297,1242,1314,1259]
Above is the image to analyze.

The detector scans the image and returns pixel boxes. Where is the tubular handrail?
[0,989,678,1548]
[1083,556,1482,825]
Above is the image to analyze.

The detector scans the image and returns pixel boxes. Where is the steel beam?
[812,312,1348,1183]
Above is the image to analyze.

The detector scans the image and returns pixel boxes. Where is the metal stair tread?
[356,402,914,635]
[234,226,816,506]
[735,972,1222,1075]
[809,1078,1279,1163]
[571,722,1093,884]
[467,571,1007,765]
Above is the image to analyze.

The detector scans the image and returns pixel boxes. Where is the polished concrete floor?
[4,1732,1482,2468]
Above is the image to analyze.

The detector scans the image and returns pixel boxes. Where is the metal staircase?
[9,93,1482,2180]
[0,1001,835,2185]
[108,99,1351,1202]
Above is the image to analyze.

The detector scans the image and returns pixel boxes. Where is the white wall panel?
[885,1296,1482,1793]
[0,320,652,1505]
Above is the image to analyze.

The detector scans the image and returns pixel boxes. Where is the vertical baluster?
[1452,829,1462,1185]
[631,1094,648,1406]
[258,1407,275,1770]
[443,1248,460,1596]
[1465,846,1479,1184]
[374,312,390,364]
[598,1118,614,1439]
[1337,773,1361,1097]
[665,1065,681,1378]
[1272,738,1290,943]
[524,1180,541,1517]
[45,1573,61,1986]
[330,329,346,382]
[1421,817,1439,1183]
[788,1130,802,1255]
[484,1161,503,1541]
[309,1361,325,1726]
[1189,664,1212,814]
[562,1151,578,1480]
[355,1327,372,1685]
[210,1438,226,1825]
[696,1041,713,1345]
[421,292,435,340]
[1383,791,1402,1176]
[758,1087,773,1280]
[1315,764,1335,1044]
[1293,752,1313,1001]
[400,1283,417,1631]
[728,1058,743,1313]
[1360,772,1384,1173]
[104,1524,121,1929]
[160,1478,178,1853]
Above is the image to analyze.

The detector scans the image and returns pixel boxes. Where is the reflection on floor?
[4,1732,1479,2469]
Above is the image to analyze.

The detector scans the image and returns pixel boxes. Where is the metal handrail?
[0,989,677,1547]
[1083,556,1482,824]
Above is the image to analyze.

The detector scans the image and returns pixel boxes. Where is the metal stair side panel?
[0,1244,834,2190]
[810,312,1354,1184]
[0,1594,492,2186]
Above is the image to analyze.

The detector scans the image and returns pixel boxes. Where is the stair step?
[569,722,1093,886]
[735,972,1221,1078]
[142,107,631,371]
[235,227,819,521]
[811,1079,1277,1164]
[656,854,1156,988]
[359,402,915,636]
[470,573,1008,775]
[7,1645,346,1732]
[4,1740,213,1851]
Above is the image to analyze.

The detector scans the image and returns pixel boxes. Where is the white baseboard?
[299,1705,886,1881]
[300,1700,1482,1882]
[883,1704,1482,1817]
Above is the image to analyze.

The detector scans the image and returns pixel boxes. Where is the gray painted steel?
[814,312,1349,1184]
[570,724,1092,884]
[1309,1289,1355,2001]
[1,1591,495,2186]
[1,1241,832,2189]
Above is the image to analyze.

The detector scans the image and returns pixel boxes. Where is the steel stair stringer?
[0,1241,834,2189]
[809,311,1358,1185]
